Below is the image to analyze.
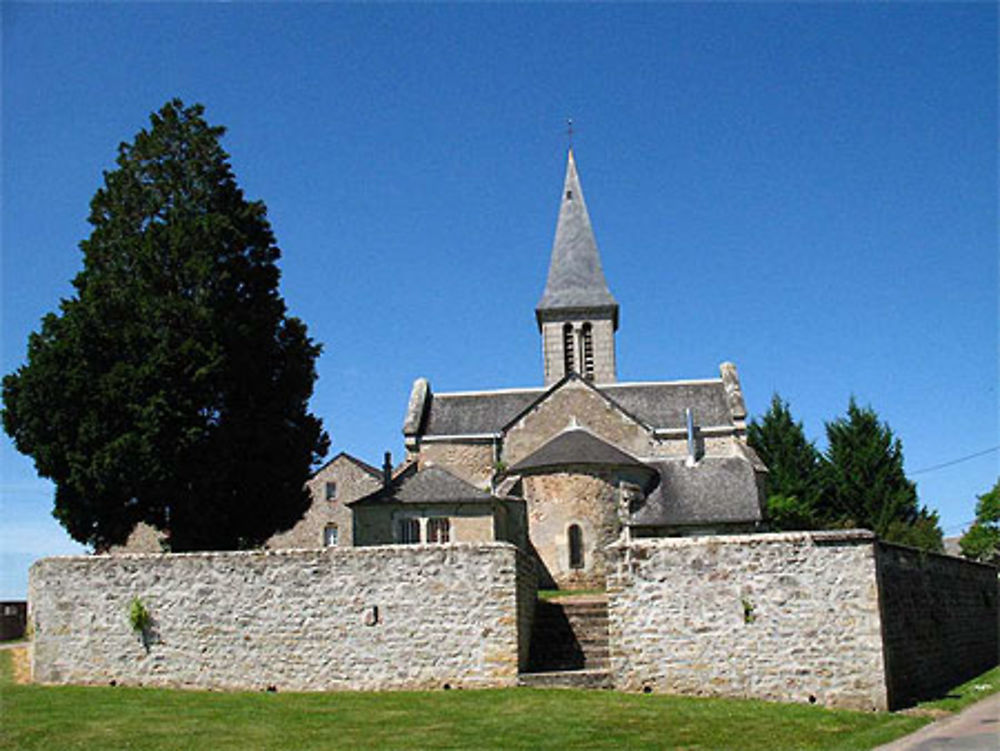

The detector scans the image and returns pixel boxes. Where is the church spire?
[536,149,618,329]
[537,149,619,386]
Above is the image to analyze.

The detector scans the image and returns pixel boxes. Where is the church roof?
[630,457,765,528]
[536,149,618,325]
[416,379,733,437]
[509,427,650,474]
[348,465,495,506]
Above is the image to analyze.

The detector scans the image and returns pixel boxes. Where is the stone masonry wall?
[876,543,999,709]
[607,531,889,710]
[418,442,494,490]
[522,469,621,589]
[30,543,533,692]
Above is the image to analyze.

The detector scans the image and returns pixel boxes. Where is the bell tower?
[536,149,618,385]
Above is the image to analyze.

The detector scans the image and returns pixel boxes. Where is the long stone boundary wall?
[30,543,535,692]
[606,531,890,710]
[876,542,998,708]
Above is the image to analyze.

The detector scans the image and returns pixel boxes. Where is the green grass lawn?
[915,665,1000,715]
[0,649,946,751]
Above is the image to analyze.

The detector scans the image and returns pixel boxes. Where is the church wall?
[875,543,998,709]
[29,543,535,691]
[267,456,381,550]
[607,531,891,710]
[503,382,653,467]
[522,469,623,589]
[418,441,494,489]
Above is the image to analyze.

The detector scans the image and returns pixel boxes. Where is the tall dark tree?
[819,398,942,551]
[747,394,823,530]
[3,100,328,551]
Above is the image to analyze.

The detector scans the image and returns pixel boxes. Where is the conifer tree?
[747,394,823,529]
[819,398,942,551]
[2,100,328,551]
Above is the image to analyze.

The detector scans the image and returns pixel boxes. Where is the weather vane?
[566,117,574,149]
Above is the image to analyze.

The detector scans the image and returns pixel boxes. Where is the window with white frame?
[323,524,339,547]
[398,517,421,544]
[427,517,450,544]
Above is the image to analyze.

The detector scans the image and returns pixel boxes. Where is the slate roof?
[417,379,733,437]
[536,149,618,320]
[509,428,651,474]
[348,465,496,506]
[630,457,765,528]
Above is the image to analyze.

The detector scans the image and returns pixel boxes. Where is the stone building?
[273,149,767,589]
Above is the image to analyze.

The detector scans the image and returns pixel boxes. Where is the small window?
[2,605,18,617]
[325,481,337,501]
[568,524,584,569]
[427,518,450,544]
[323,524,338,547]
[398,518,421,544]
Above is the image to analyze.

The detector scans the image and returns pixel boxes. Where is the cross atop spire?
[536,149,618,327]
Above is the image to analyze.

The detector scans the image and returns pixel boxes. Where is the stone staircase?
[518,595,612,689]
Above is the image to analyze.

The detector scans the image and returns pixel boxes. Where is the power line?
[910,446,1000,476]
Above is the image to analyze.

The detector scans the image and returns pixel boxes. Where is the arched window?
[563,323,575,374]
[568,524,584,569]
[581,323,594,380]
[427,517,450,544]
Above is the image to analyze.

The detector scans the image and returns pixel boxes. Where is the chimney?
[382,451,393,488]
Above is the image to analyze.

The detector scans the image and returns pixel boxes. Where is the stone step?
[529,596,610,675]
[518,669,612,690]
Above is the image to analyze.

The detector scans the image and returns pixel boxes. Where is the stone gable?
[502,380,655,467]
[268,453,382,550]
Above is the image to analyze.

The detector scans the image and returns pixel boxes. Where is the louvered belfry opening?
[581,323,594,380]
[563,323,575,374]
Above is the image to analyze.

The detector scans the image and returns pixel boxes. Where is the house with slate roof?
[285,149,768,588]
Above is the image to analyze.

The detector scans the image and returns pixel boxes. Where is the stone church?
[268,149,768,589]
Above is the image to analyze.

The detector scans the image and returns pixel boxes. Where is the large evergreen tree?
[819,398,942,551]
[3,100,328,551]
[747,394,823,530]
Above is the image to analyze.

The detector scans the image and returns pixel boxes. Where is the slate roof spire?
[536,148,618,328]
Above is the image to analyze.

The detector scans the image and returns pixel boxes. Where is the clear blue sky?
[2,2,996,599]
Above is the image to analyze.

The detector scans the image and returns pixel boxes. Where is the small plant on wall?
[128,596,154,651]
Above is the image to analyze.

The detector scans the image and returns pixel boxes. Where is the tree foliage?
[3,100,328,551]
[749,394,943,551]
[819,398,942,551]
[747,394,822,530]
[959,478,1000,563]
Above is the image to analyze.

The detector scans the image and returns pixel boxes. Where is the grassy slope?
[0,650,937,751]
[916,665,1000,714]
